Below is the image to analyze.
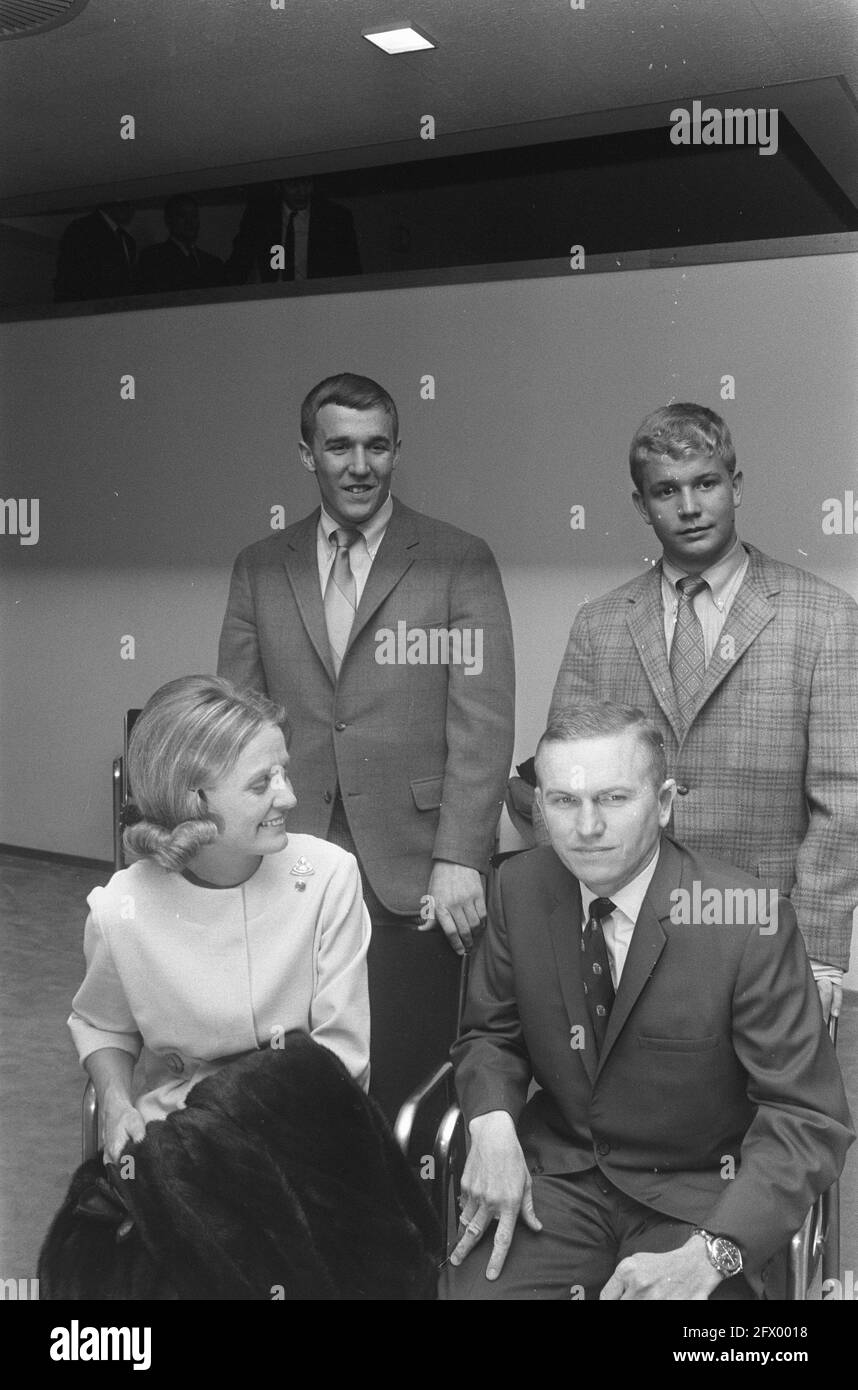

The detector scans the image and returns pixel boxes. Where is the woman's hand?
[102,1093,146,1165]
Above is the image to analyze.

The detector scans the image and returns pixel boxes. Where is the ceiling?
[1,0,858,216]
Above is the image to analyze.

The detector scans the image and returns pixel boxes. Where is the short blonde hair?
[124,676,286,872]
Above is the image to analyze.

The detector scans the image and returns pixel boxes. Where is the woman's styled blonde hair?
[123,675,286,872]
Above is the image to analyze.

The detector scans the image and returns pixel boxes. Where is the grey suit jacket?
[548,545,858,968]
[218,499,515,914]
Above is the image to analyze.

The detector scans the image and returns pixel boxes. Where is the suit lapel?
[346,499,419,653]
[544,868,597,1084]
[282,510,336,683]
[681,546,778,726]
[625,568,682,737]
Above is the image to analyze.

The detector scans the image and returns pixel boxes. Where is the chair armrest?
[394,1060,454,1157]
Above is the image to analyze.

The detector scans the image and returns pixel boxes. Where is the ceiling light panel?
[362,23,436,55]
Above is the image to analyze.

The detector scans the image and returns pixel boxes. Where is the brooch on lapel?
[290,855,315,891]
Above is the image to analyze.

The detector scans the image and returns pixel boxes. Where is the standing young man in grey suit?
[547,404,858,1016]
[218,373,515,1116]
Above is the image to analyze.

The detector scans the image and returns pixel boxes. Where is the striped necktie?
[669,574,708,728]
[582,896,616,1055]
[324,526,361,677]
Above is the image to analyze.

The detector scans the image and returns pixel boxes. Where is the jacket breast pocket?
[410,775,444,811]
[637,1034,719,1053]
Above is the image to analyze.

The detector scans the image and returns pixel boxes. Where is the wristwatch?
[692,1228,743,1277]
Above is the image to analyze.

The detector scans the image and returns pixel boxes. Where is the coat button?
[676,783,689,795]
[323,790,332,804]
[595,1004,607,1017]
[335,721,346,731]
[165,1052,184,1075]
[596,1141,610,1156]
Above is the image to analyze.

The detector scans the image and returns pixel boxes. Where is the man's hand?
[815,973,843,1022]
[449,1111,541,1280]
[600,1236,724,1300]
[422,861,485,955]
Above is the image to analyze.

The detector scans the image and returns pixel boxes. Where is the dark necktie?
[582,896,616,1055]
[324,526,361,677]
[283,211,295,281]
[669,574,708,728]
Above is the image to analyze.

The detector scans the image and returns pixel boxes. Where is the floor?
[1,848,856,1296]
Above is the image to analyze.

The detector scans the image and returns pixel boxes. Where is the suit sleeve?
[432,538,515,871]
[67,909,143,1065]
[791,594,858,969]
[450,864,532,1124]
[310,853,371,1091]
[705,899,854,1276]
[217,549,270,698]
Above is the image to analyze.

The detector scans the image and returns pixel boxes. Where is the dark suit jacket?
[137,239,224,294]
[226,189,361,282]
[217,499,515,913]
[452,837,853,1292]
[548,545,858,969]
[54,212,137,302]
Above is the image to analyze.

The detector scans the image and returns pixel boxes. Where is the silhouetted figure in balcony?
[138,194,224,295]
[227,178,360,284]
[54,202,137,303]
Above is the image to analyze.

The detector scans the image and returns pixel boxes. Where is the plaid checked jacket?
[548,544,858,969]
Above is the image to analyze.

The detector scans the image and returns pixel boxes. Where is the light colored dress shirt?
[580,845,661,990]
[661,534,749,663]
[316,494,393,604]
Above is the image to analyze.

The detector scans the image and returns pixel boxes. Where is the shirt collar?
[662,534,746,606]
[580,842,661,927]
[319,493,394,553]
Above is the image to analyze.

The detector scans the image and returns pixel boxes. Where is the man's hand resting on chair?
[420,861,485,955]
[449,1110,542,1279]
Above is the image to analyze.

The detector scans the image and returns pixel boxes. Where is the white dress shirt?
[580,846,661,990]
[316,494,393,605]
[661,535,749,663]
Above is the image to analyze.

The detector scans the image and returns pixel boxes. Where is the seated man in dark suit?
[137,194,224,294]
[54,201,137,302]
[226,177,360,283]
[441,702,853,1301]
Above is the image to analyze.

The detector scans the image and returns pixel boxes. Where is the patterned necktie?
[669,574,708,727]
[324,526,361,677]
[581,896,616,1055]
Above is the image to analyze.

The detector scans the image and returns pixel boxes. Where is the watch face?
[711,1237,743,1276]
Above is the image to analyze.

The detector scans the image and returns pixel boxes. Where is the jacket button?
[335,721,346,732]
[596,1141,610,1156]
[531,1164,544,1176]
[676,784,689,795]
[165,1052,184,1075]
[323,791,332,804]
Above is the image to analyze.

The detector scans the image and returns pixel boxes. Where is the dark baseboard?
[0,842,112,873]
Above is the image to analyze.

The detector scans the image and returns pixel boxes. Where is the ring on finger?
[466,1220,483,1237]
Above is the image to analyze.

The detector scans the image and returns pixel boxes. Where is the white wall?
[1,255,856,974]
